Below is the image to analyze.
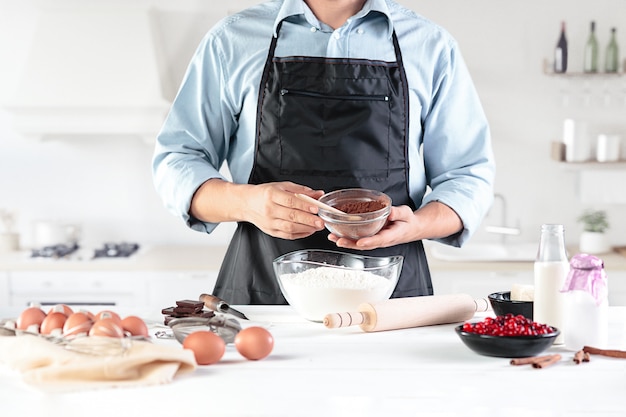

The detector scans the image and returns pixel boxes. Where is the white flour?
[279,266,393,321]
[281,266,390,289]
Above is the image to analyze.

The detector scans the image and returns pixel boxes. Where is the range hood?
[5,6,171,141]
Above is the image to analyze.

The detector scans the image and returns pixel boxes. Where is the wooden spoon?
[295,193,363,221]
[295,193,346,215]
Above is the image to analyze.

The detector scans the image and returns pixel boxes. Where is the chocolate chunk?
[162,305,215,325]
[173,305,203,314]
[161,306,201,316]
[191,310,216,318]
[161,306,175,316]
[175,299,204,309]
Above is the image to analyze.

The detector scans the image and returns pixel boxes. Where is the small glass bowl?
[273,249,402,322]
[317,188,391,240]
[167,316,242,344]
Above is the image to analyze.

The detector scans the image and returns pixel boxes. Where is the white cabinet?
[147,271,218,310]
[8,271,150,308]
[6,270,218,310]
[430,270,534,300]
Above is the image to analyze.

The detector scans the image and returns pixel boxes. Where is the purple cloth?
[561,253,608,305]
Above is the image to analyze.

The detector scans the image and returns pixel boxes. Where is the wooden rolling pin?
[323,293,489,332]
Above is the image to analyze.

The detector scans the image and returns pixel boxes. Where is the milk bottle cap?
[561,253,607,305]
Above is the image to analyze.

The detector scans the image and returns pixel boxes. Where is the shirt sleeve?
[152,33,236,234]
[420,41,496,247]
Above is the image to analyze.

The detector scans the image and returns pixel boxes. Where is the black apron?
[213,22,432,304]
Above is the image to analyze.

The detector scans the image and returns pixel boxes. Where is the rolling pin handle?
[323,311,366,329]
[474,298,490,313]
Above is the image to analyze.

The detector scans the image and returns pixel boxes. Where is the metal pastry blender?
[200,293,250,320]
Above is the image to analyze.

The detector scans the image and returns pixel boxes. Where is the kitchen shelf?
[542,59,625,77]
[544,71,624,78]
[558,161,626,171]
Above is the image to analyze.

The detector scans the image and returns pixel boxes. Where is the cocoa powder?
[335,200,386,214]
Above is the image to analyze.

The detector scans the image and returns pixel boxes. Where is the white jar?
[562,253,609,351]
[596,134,621,162]
[563,119,592,162]
[0,232,20,253]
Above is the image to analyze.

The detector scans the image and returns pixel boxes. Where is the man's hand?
[328,202,463,250]
[190,179,326,240]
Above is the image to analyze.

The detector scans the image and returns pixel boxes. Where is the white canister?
[0,233,20,253]
[562,254,608,351]
[596,134,621,162]
[33,221,81,247]
[563,119,592,162]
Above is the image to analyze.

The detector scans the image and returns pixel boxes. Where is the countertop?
[426,244,626,272]
[3,243,626,273]
[0,245,229,271]
[1,305,626,416]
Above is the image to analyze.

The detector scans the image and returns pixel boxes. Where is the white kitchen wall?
[406,0,626,248]
[0,0,625,250]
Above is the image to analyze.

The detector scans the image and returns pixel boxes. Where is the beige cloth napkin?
[0,334,196,391]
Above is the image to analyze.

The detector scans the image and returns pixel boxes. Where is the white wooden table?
[1,305,625,416]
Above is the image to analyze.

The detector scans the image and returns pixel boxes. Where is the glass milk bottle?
[534,224,569,345]
[562,254,608,351]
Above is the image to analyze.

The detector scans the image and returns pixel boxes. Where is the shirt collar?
[274,0,393,38]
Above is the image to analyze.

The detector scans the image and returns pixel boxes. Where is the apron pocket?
[278,88,392,178]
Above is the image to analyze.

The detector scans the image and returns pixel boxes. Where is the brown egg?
[235,326,274,361]
[16,306,47,331]
[120,315,149,337]
[47,304,74,316]
[182,331,226,365]
[80,309,95,321]
[89,318,124,338]
[40,312,67,335]
[94,310,122,324]
[63,312,93,337]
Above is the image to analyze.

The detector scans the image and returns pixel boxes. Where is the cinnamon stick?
[573,350,585,364]
[510,354,556,366]
[583,346,626,359]
[532,354,562,368]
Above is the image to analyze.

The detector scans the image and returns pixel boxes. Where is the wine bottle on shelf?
[583,21,599,73]
[605,27,619,73]
[554,21,568,73]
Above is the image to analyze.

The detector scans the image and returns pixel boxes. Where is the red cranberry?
[462,314,554,337]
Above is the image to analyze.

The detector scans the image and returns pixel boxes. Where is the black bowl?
[488,291,533,320]
[455,325,559,358]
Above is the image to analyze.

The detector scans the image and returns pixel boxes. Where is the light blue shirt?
[152,0,495,247]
